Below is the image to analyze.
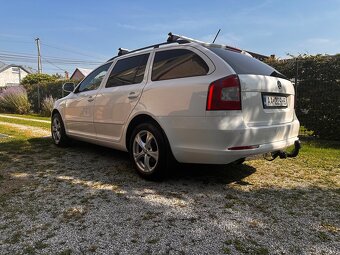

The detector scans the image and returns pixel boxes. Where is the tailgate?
[239,74,295,127]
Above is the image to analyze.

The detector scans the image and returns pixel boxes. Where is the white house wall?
[0,67,29,87]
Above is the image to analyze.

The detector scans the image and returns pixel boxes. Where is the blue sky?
[0,0,339,74]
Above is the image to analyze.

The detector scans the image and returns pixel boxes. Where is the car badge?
[277,80,282,89]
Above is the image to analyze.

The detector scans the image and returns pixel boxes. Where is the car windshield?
[207,47,286,79]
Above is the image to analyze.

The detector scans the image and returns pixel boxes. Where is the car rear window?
[208,47,285,78]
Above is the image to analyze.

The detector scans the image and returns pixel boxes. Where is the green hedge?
[24,81,77,113]
[265,54,340,140]
[23,81,64,112]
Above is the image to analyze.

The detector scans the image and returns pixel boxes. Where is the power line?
[0,35,33,44]
[0,35,106,60]
[41,57,67,72]
[0,50,103,64]
[0,55,103,65]
[41,42,105,60]
[0,39,32,44]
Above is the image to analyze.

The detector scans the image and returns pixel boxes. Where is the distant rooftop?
[77,68,92,76]
[70,67,93,80]
[0,63,34,74]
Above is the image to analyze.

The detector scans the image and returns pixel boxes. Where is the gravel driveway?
[0,137,339,255]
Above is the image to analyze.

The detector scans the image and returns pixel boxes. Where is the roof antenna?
[212,29,221,43]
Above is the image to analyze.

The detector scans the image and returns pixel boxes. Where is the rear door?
[141,46,214,117]
[94,53,150,142]
[208,47,295,126]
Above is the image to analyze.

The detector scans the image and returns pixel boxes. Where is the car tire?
[129,122,168,180]
[51,113,70,147]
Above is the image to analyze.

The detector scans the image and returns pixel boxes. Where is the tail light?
[206,75,242,110]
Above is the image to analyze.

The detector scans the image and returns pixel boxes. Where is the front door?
[64,62,112,138]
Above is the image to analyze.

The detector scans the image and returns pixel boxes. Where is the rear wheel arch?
[126,114,177,180]
[125,114,173,154]
[126,114,162,150]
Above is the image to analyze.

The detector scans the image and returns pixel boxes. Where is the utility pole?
[35,37,42,111]
[35,38,42,73]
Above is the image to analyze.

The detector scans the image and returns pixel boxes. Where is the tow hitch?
[264,140,301,161]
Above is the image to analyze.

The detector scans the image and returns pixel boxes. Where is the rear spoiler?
[167,32,253,57]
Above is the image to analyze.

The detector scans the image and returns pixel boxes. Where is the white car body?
[53,40,300,166]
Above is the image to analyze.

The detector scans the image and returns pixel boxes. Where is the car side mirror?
[62,82,75,93]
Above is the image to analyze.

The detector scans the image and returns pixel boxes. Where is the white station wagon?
[52,33,300,179]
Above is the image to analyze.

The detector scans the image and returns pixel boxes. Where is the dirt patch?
[0,121,50,137]
[0,114,50,123]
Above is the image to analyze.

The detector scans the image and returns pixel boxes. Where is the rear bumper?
[158,116,300,164]
[179,136,299,164]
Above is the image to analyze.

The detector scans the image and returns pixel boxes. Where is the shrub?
[0,86,31,114]
[25,80,75,112]
[26,81,63,112]
[41,96,56,117]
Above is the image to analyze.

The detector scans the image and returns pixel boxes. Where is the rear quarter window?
[208,47,285,78]
[152,49,209,81]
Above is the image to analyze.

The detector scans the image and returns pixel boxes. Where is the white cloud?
[305,38,332,44]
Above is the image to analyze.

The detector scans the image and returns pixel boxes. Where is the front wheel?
[51,113,70,147]
[129,123,168,180]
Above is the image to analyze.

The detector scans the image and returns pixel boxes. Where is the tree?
[21,73,64,112]
[21,73,60,87]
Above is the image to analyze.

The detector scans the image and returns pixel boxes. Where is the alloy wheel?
[52,117,61,143]
[132,130,159,173]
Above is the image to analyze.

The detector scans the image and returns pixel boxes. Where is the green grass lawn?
[0,123,52,157]
[0,116,50,129]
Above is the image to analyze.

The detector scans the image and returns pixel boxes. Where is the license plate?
[262,94,288,108]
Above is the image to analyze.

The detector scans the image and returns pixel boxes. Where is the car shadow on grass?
[66,139,257,185]
[168,163,256,185]
[1,136,256,185]
[58,137,256,185]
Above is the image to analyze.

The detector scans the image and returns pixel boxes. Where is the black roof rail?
[107,39,190,62]
[167,32,181,43]
[118,48,130,56]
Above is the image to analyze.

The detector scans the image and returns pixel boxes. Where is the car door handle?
[128,92,139,99]
[88,96,95,102]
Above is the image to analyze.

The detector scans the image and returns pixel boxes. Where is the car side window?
[77,62,112,93]
[105,54,149,88]
[151,49,209,81]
